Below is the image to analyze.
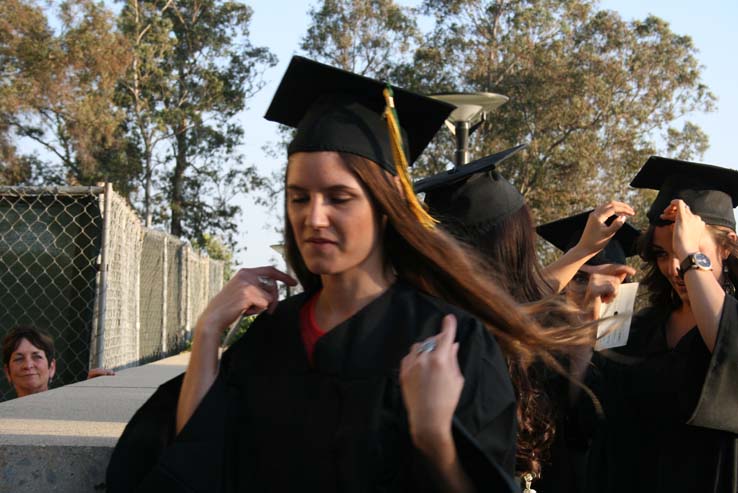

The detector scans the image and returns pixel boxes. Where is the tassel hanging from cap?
[382,85,438,229]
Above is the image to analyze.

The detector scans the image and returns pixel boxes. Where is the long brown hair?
[284,152,592,475]
[639,223,738,309]
[436,203,566,475]
[441,204,553,304]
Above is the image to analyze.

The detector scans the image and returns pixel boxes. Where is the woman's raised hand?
[196,267,297,335]
[400,315,463,457]
[577,201,635,256]
[586,264,637,304]
[584,266,635,321]
[660,199,706,260]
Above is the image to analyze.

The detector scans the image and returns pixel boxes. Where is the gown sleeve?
[105,316,264,493]
[450,316,520,493]
[106,366,230,492]
[687,294,738,433]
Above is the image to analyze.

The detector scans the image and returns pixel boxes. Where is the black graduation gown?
[106,282,520,493]
[585,295,738,493]
[535,368,593,493]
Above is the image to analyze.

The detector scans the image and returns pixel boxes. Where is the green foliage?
[146,0,276,246]
[0,0,135,191]
[223,314,256,348]
[192,233,235,281]
[116,0,176,225]
[0,124,35,185]
[112,0,278,247]
[2,0,276,250]
[300,0,718,226]
[183,314,254,352]
[301,0,420,78]
[401,0,716,225]
[2,0,719,259]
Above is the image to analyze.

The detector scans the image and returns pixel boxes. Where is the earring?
[723,263,736,296]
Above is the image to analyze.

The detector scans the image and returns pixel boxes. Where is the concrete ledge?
[2,446,111,492]
[0,353,189,493]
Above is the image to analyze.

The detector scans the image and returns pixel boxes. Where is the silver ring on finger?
[416,338,437,355]
[257,275,276,290]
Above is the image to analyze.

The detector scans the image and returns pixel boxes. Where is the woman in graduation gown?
[535,211,640,493]
[584,156,738,492]
[416,154,636,488]
[417,152,636,304]
[106,57,590,493]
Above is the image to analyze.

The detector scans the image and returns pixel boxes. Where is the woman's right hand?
[400,315,463,456]
[576,201,635,256]
[196,266,298,335]
[585,263,636,305]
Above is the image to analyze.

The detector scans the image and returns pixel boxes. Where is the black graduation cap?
[630,156,738,229]
[536,211,641,266]
[414,144,528,228]
[264,56,454,175]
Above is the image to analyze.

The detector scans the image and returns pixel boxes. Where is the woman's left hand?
[87,368,115,379]
[661,199,706,260]
[400,314,463,459]
[577,201,635,256]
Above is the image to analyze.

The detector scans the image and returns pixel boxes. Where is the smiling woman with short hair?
[2,325,57,398]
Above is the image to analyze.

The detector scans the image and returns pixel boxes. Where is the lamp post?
[430,92,508,167]
[270,243,296,297]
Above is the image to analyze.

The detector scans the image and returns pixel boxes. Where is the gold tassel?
[383,86,438,229]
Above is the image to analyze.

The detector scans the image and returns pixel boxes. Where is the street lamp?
[430,92,508,167]
[270,243,296,297]
[270,243,285,258]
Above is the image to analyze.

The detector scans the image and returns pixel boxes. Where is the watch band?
[678,252,712,278]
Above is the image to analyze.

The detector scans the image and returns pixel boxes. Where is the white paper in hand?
[595,282,639,351]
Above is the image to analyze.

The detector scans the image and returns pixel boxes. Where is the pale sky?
[235,0,738,270]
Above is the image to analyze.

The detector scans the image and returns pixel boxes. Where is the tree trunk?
[170,129,187,236]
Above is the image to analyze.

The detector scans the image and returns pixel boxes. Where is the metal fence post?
[134,231,141,363]
[95,182,113,368]
[184,246,191,335]
[161,236,168,354]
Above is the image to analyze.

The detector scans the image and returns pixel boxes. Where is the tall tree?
[0,0,134,191]
[404,0,715,223]
[117,0,176,226]
[134,0,277,243]
[301,0,420,78]
[0,0,46,184]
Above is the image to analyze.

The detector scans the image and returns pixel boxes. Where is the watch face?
[695,253,712,269]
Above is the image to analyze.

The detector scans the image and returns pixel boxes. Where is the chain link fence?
[0,185,224,401]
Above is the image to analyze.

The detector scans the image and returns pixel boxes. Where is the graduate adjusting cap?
[264,56,455,228]
[414,144,528,229]
[630,156,738,229]
[537,210,641,266]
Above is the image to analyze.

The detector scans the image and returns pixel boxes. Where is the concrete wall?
[0,353,188,493]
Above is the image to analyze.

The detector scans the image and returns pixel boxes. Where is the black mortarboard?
[414,144,528,228]
[536,211,641,266]
[630,156,738,229]
[264,56,454,175]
